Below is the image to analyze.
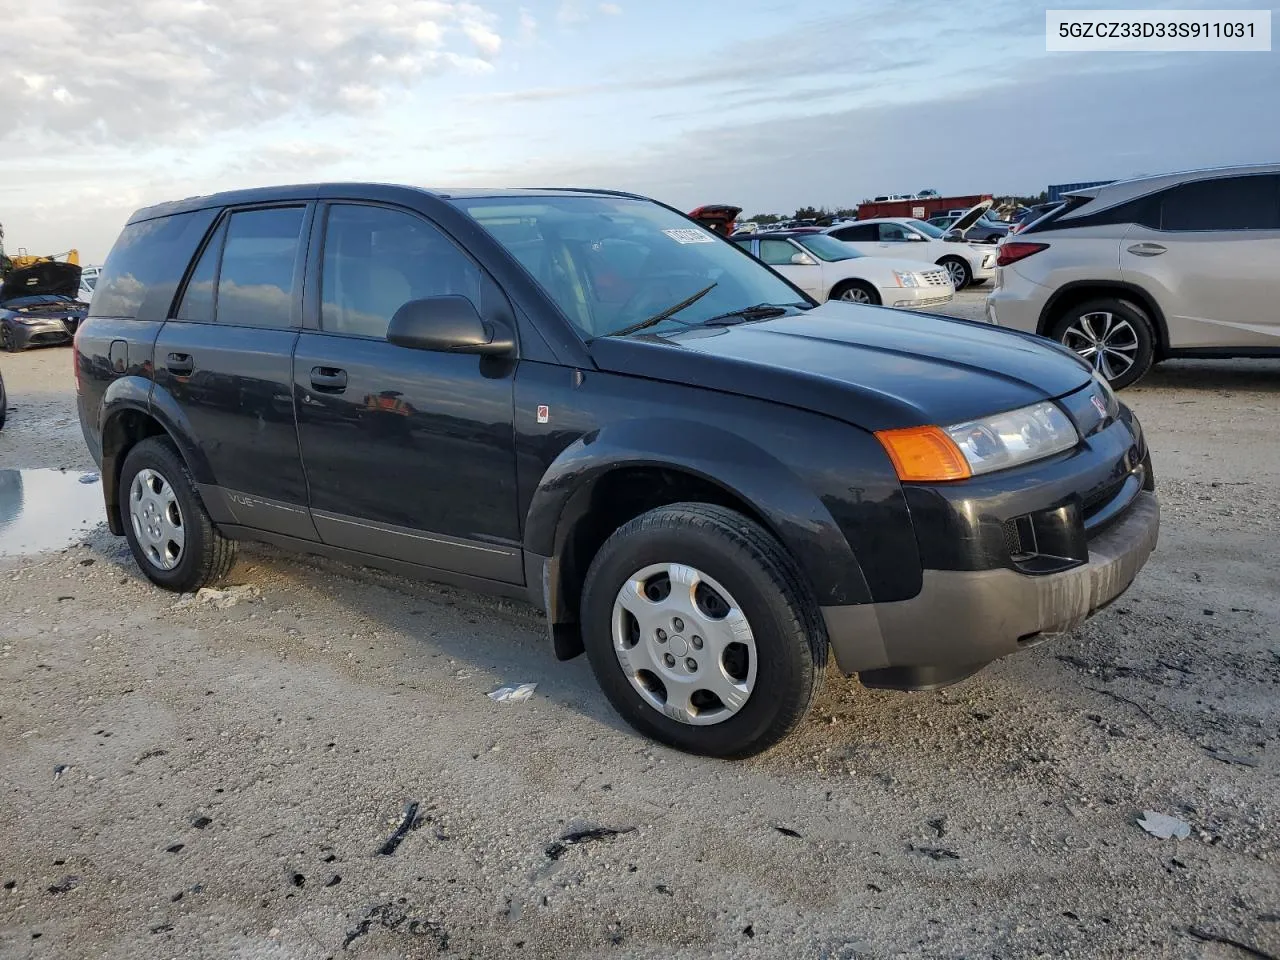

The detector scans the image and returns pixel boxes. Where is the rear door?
[1121,173,1280,349]
[292,202,522,582]
[155,204,317,539]
[828,223,879,256]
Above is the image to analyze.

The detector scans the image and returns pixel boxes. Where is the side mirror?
[790,252,817,265]
[386,296,514,356]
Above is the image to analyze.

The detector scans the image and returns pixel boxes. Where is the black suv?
[76,184,1160,758]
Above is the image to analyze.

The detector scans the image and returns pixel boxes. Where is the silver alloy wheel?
[611,562,757,726]
[839,285,873,304]
[129,468,185,571]
[942,259,968,288]
[1061,311,1139,382]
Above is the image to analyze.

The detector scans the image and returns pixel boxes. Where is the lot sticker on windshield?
[663,228,716,244]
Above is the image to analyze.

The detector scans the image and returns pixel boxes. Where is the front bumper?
[822,490,1159,686]
[5,319,75,349]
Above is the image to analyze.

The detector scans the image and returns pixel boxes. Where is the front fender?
[525,417,873,608]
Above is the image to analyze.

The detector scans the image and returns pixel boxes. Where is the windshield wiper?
[700,302,795,326]
[606,282,718,338]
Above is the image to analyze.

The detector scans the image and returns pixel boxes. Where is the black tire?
[937,256,972,290]
[118,436,237,592]
[830,280,881,306]
[580,503,828,759]
[1,323,19,353]
[1049,297,1155,390]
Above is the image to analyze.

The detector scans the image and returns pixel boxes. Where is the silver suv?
[985,163,1280,388]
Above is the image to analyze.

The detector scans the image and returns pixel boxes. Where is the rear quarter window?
[1157,174,1280,231]
[89,209,219,321]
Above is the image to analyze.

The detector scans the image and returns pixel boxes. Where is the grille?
[921,270,949,287]
[1001,520,1023,557]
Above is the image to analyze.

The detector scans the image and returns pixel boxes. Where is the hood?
[588,302,1092,432]
[0,262,83,303]
[943,199,994,239]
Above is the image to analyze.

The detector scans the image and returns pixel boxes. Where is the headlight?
[893,271,918,287]
[945,401,1079,476]
[14,316,43,325]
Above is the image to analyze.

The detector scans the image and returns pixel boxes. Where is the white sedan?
[823,212,997,290]
[733,232,954,308]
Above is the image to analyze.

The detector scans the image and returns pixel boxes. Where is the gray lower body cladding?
[822,492,1160,687]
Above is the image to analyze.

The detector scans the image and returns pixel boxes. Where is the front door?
[154,204,317,539]
[293,202,522,583]
[758,238,822,297]
[1121,173,1280,349]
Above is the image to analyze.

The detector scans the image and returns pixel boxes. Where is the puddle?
[0,469,107,558]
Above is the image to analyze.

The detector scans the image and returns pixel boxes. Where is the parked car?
[78,265,102,303]
[77,182,1159,758]
[733,232,953,307]
[916,189,941,199]
[1009,203,1061,235]
[689,204,741,236]
[926,213,1010,244]
[825,212,998,289]
[0,262,89,351]
[986,163,1280,388]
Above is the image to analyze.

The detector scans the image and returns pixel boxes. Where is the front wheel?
[580,503,827,758]
[832,280,881,306]
[1049,298,1155,389]
[1,324,19,353]
[119,437,238,592]
[937,257,972,290]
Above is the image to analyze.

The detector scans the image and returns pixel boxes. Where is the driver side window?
[320,204,481,339]
[759,240,797,266]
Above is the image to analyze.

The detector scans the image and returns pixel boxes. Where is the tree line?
[746,193,1051,224]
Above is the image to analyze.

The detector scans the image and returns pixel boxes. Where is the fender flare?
[99,378,213,534]
[524,417,873,623]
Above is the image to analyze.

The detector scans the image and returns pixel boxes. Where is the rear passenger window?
[1159,175,1280,231]
[216,208,304,329]
[832,225,875,242]
[175,222,225,324]
[90,210,216,320]
[320,204,481,339]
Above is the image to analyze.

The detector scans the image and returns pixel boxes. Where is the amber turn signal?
[875,425,972,482]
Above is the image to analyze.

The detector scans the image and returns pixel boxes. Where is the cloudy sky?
[1,0,1277,262]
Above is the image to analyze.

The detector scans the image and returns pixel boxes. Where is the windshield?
[453,195,810,339]
[795,235,859,261]
[906,219,945,239]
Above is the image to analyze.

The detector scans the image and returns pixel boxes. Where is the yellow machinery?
[8,248,80,270]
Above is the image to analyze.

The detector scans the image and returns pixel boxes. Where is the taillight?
[996,242,1048,267]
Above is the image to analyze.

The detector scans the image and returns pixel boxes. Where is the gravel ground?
[1,291,1278,959]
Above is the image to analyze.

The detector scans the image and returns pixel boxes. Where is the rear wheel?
[937,257,972,290]
[1049,298,1155,389]
[580,503,827,758]
[832,280,880,306]
[119,437,237,592]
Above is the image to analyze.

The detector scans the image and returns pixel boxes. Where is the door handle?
[309,367,348,393]
[166,352,194,376]
[1127,242,1167,257]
